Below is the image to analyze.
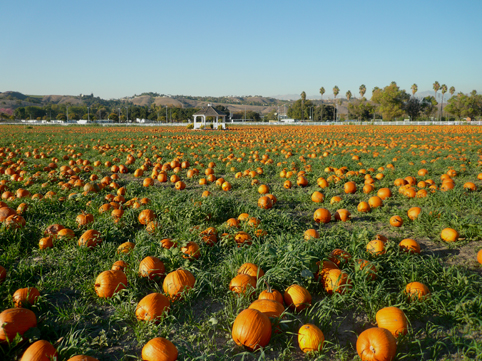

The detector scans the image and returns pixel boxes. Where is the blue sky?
[1,0,481,99]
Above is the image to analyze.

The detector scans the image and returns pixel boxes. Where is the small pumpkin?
[405,281,430,300]
[355,259,377,281]
[0,308,37,343]
[117,241,135,254]
[334,209,351,222]
[356,327,396,361]
[313,208,331,224]
[258,288,284,305]
[162,269,196,300]
[407,207,421,220]
[111,260,128,272]
[304,229,320,240]
[229,274,256,295]
[389,215,403,227]
[399,239,420,254]
[376,306,408,338]
[142,337,178,361]
[20,340,57,361]
[139,256,165,279]
[181,241,200,259]
[284,284,311,311]
[78,229,102,248]
[135,293,170,322]
[76,212,94,227]
[12,287,40,307]
[478,249,482,265]
[298,323,324,353]
[94,270,127,298]
[328,249,352,266]
[440,228,459,242]
[248,299,284,319]
[237,263,264,280]
[324,269,352,295]
[366,240,386,256]
[234,231,252,247]
[232,309,271,351]
[138,209,156,225]
[39,236,54,250]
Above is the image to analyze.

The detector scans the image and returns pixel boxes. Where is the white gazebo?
[192,104,226,129]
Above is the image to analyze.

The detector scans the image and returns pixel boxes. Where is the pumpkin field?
[1,124,482,361]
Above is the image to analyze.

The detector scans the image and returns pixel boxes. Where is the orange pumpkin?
[237,263,264,280]
[139,256,165,279]
[314,208,331,224]
[284,284,311,311]
[304,229,320,240]
[298,324,324,353]
[142,337,178,361]
[440,228,459,242]
[356,327,396,361]
[0,308,37,343]
[405,281,430,300]
[389,215,403,227]
[232,309,271,351]
[12,287,40,307]
[258,288,284,305]
[229,274,256,295]
[135,293,170,322]
[78,229,102,248]
[324,269,352,295]
[94,270,127,298]
[248,299,284,319]
[162,269,196,300]
[20,340,57,361]
[376,306,408,338]
[399,239,420,254]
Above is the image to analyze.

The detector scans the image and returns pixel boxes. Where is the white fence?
[3,120,482,127]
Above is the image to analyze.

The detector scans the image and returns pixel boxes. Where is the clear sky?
[1,0,481,99]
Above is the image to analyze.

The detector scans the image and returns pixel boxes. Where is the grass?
[1,124,482,360]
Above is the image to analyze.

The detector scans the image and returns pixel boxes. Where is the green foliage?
[445,91,482,119]
[287,99,314,120]
[108,112,118,122]
[186,123,194,129]
[371,83,410,121]
[347,98,375,121]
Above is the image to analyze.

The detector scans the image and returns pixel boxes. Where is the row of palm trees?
[309,82,456,121]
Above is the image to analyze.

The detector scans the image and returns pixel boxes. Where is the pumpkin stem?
[370,345,376,354]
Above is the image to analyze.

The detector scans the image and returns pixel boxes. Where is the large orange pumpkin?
[139,256,165,279]
[248,299,284,319]
[20,340,57,361]
[229,274,256,295]
[405,281,430,300]
[356,327,396,361]
[0,308,37,343]
[237,263,264,280]
[13,287,40,307]
[162,269,196,300]
[284,284,311,311]
[141,337,178,361]
[94,270,127,298]
[376,306,408,338]
[232,309,271,351]
[298,324,324,353]
[440,228,459,242]
[135,293,170,322]
[314,208,331,224]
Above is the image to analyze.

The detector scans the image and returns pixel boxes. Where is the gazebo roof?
[193,104,226,117]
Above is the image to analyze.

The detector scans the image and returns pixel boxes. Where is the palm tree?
[346,91,352,119]
[333,86,340,121]
[359,84,366,99]
[319,87,325,121]
[433,81,441,121]
[441,84,448,120]
[300,91,306,121]
[411,84,418,97]
[449,86,455,97]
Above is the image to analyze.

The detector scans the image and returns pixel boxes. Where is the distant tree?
[348,98,375,121]
[333,86,340,121]
[300,91,306,121]
[371,83,410,121]
[319,87,325,119]
[421,96,438,119]
[264,109,277,121]
[359,84,366,99]
[449,86,455,97]
[445,91,482,120]
[57,113,66,121]
[403,97,423,120]
[441,84,448,119]
[411,84,418,97]
[287,99,314,120]
[346,90,352,103]
[108,112,118,122]
[433,81,440,119]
